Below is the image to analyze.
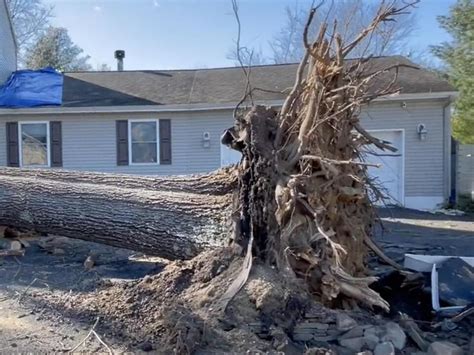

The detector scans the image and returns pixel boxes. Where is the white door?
[220,144,242,167]
[365,130,404,206]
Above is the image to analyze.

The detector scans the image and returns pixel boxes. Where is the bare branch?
[231,0,254,117]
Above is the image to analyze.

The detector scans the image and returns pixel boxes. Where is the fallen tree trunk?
[0,168,235,260]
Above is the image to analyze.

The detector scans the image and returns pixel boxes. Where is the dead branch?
[68,317,100,353]
[231,0,254,117]
[91,330,114,355]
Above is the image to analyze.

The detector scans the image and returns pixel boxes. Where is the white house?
[0,55,457,210]
[0,0,16,83]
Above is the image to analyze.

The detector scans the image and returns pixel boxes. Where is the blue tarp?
[0,67,63,108]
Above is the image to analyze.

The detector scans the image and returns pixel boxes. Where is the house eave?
[372,91,458,103]
[0,91,458,116]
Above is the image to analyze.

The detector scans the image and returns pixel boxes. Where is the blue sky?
[44,0,456,70]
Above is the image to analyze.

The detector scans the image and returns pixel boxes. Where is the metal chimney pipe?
[114,50,125,71]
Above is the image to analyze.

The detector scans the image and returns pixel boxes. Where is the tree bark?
[0,168,235,260]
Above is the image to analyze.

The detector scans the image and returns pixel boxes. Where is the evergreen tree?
[432,0,474,144]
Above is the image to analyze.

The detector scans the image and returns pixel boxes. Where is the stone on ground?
[364,333,380,350]
[381,322,406,350]
[427,341,463,355]
[336,313,357,331]
[340,325,365,339]
[339,337,366,352]
[374,342,395,355]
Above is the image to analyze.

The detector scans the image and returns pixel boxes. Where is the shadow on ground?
[0,237,165,293]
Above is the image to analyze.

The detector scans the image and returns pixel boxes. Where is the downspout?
[442,99,453,205]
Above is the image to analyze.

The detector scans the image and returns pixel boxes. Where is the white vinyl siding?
[0,110,234,175]
[457,144,474,199]
[0,0,16,83]
[0,99,449,207]
[361,100,446,200]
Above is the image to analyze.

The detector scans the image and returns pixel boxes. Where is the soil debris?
[36,248,309,353]
[26,245,472,353]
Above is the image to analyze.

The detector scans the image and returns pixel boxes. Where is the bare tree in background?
[270,0,418,63]
[227,0,418,66]
[6,0,53,66]
[96,63,112,71]
[226,0,267,66]
[226,46,267,66]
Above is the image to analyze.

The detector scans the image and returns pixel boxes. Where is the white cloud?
[153,0,160,8]
[93,5,102,12]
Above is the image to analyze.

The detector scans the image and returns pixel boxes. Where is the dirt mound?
[16,243,474,354]
[40,248,311,353]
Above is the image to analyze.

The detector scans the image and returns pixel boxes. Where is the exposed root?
[364,234,403,270]
[224,1,418,311]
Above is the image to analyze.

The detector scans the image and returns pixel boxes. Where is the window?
[19,122,50,167]
[129,120,159,164]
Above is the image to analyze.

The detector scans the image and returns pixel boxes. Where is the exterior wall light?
[202,131,211,148]
[417,123,427,141]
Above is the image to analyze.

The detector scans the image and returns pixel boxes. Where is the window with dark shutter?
[116,120,129,165]
[6,122,20,167]
[50,121,62,167]
[159,119,172,164]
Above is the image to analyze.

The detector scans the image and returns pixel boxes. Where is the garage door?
[365,130,404,206]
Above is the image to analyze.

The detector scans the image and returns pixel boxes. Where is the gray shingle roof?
[63,56,454,107]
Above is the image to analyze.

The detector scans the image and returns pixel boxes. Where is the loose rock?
[381,322,406,350]
[293,332,314,342]
[340,325,365,339]
[339,337,366,352]
[296,322,330,331]
[427,341,463,355]
[364,333,380,350]
[336,313,357,331]
[374,342,395,355]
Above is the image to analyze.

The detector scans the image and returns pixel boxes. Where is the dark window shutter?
[6,122,19,167]
[50,121,63,167]
[116,120,129,166]
[159,119,171,164]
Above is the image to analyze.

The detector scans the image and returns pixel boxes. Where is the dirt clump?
[38,247,311,353]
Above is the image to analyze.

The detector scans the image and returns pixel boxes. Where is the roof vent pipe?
[114,50,125,71]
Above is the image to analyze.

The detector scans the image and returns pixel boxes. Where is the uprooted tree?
[0,1,416,311]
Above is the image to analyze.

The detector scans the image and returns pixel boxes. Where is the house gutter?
[0,92,458,116]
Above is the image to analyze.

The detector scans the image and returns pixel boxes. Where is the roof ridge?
[64,55,408,74]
